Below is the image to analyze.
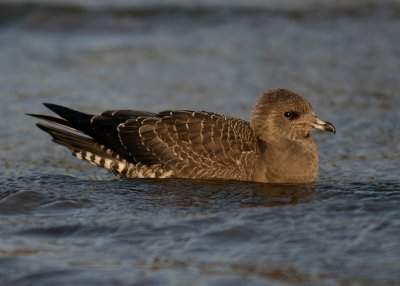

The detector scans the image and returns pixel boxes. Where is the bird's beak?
[311,116,336,134]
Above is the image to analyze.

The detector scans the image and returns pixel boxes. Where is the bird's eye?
[284,111,293,118]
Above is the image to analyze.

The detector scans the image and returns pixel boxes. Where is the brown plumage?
[28,89,335,183]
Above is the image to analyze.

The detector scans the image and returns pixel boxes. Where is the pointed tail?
[28,102,133,176]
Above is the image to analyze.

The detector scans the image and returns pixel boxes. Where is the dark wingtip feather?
[39,103,93,134]
[42,102,92,120]
[42,103,69,115]
[43,102,74,114]
[26,113,38,117]
[27,114,78,131]
[43,102,55,107]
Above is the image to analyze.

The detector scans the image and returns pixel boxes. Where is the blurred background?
[0,1,399,285]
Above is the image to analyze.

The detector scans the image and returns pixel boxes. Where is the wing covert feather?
[118,110,258,179]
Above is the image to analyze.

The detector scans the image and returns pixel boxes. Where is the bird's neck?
[254,138,319,183]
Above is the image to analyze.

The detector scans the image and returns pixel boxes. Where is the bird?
[28,89,335,183]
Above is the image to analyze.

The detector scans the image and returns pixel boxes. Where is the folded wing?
[30,104,259,180]
[118,110,258,180]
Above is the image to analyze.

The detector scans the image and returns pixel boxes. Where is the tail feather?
[31,103,134,162]
[36,123,132,175]
[29,105,175,179]
[36,123,111,157]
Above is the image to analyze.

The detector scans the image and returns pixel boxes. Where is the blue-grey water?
[0,1,400,285]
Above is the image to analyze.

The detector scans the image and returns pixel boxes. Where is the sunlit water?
[0,1,399,285]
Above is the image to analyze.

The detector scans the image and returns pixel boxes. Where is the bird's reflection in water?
[115,179,317,208]
[240,183,316,207]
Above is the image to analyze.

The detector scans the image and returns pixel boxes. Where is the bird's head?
[250,89,335,141]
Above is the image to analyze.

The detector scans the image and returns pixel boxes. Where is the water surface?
[0,1,399,285]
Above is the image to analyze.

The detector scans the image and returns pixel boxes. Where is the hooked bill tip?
[325,121,336,134]
[313,117,336,134]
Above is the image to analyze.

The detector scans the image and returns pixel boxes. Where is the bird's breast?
[253,139,319,183]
